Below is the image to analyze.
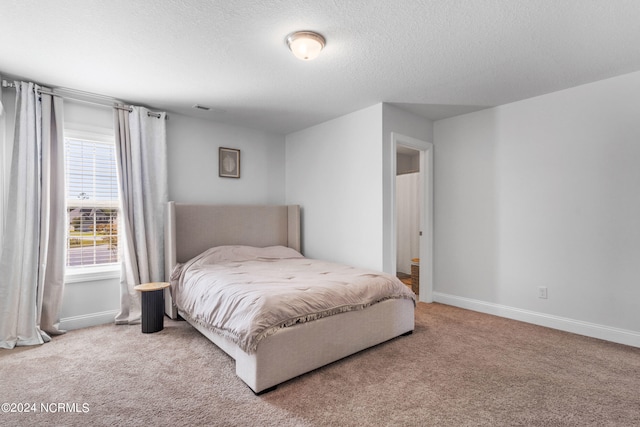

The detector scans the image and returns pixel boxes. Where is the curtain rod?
[1,79,166,120]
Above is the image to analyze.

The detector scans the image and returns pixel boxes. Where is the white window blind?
[65,137,119,268]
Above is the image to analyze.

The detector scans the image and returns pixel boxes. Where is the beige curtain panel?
[0,81,66,349]
[113,106,168,325]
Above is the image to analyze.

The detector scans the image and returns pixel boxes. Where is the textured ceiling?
[1,0,640,134]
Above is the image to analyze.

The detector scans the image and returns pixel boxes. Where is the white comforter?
[171,245,415,354]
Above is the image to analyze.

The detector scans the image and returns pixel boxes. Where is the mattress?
[170,245,416,354]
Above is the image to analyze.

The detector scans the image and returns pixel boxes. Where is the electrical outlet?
[538,286,548,299]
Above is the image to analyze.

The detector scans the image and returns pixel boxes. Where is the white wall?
[65,99,114,130]
[285,103,432,273]
[433,71,640,346]
[286,104,384,269]
[167,113,285,204]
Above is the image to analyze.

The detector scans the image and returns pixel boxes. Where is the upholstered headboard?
[164,202,301,318]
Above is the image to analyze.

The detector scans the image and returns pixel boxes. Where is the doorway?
[392,133,433,303]
[396,146,420,293]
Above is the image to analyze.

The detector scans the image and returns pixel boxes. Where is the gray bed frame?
[164,201,414,393]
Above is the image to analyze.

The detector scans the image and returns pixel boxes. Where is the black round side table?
[134,282,170,333]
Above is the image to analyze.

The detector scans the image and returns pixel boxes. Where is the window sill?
[65,264,120,284]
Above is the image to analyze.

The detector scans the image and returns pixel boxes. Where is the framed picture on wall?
[219,147,240,178]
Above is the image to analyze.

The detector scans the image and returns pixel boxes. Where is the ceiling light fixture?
[286,31,325,60]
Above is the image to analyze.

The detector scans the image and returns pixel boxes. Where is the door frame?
[391,133,433,302]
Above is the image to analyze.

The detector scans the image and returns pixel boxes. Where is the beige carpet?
[1,303,639,426]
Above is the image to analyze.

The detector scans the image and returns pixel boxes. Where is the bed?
[164,202,415,393]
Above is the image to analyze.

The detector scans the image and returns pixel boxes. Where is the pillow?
[197,245,304,264]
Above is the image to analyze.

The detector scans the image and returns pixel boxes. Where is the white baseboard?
[433,292,640,349]
[59,310,119,331]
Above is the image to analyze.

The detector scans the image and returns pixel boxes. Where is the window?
[65,135,119,269]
